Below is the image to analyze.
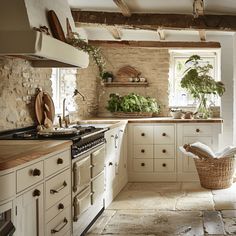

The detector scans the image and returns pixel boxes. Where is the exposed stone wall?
[76,47,170,117]
[0,58,52,131]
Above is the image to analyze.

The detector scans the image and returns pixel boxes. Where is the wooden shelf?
[103,82,149,87]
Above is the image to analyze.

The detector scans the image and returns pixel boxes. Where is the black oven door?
[0,209,15,236]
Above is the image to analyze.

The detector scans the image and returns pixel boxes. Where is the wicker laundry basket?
[194,156,236,189]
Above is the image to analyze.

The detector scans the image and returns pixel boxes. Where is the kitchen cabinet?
[128,122,222,182]
[104,124,128,208]
[15,184,44,236]
[177,123,221,181]
[0,147,72,236]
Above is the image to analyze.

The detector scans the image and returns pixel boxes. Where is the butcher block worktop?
[84,117,223,124]
[0,140,72,171]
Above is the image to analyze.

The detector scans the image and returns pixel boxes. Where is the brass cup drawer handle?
[51,217,68,234]
[50,181,67,194]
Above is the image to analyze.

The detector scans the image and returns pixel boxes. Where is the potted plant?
[102,71,114,83]
[181,55,225,118]
[106,93,160,117]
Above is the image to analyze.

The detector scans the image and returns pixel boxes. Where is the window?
[169,50,221,107]
[50,68,77,114]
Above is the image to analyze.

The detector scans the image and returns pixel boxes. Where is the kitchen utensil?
[47,10,66,42]
[35,91,55,125]
[44,111,53,128]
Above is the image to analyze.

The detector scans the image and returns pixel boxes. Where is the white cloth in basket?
[180,142,236,159]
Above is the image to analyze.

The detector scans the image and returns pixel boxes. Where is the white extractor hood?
[0,0,89,68]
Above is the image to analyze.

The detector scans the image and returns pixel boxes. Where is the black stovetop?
[0,125,106,143]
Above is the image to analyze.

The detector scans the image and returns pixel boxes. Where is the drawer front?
[91,147,105,178]
[46,206,71,236]
[154,159,175,172]
[91,172,104,205]
[183,125,212,136]
[73,155,91,193]
[17,161,44,193]
[154,145,175,159]
[154,125,175,144]
[46,195,71,223]
[134,145,153,159]
[45,169,71,209]
[133,159,153,172]
[0,172,15,201]
[133,126,153,144]
[73,186,91,221]
[45,150,70,177]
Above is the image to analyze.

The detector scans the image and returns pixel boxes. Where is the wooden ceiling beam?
[88,40,221,49]
[72,11,236,31]
[113,0,131,17]
[157,29,165,40]
[193,0,204,18]
[198,30,206,41]
[106,26,122,40]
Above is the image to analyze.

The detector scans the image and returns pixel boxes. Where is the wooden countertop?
[84,117,223,124]
[0,140,72,171]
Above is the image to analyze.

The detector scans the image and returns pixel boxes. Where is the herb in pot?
[102,71,114,82]
[181,55,225,118]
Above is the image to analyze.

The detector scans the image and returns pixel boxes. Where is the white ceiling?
[68,0,236,41]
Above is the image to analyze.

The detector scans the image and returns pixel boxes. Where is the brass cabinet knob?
[58,203,64,210]
[196,128,200,133]
[162,133,166,137]
[162,149,166,153]
[141,163,145,167]
[162,163,167,167]
[141,149,145,153]
[141,133,145,137]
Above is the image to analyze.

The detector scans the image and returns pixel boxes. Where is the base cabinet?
[104,124,128,208]
[128,122,222,182]
[15,184,44,236]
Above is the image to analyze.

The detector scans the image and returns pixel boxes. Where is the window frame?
[169,49,221,108]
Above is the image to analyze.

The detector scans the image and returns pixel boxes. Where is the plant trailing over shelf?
[67,32,106,78]
[107,93,160,114]
[102,71,114,82]
[181,55,225,118]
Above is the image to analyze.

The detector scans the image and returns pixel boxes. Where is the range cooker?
[0,124,108,236]
[0,125,107,158]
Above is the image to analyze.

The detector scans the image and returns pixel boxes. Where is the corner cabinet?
[128,122,222,182]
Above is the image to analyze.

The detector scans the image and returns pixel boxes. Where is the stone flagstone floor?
[86,182,236,236]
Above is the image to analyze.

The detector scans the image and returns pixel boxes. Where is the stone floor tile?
[101,210,204,236]
[181,182,206,190]
[222,217,236,235]
[214,202,236,210]
[203,211,225,235]
[175,197,214,210]
[221,210,236,218]
[107,190,177,210]
[87,210,116,235]
[127,182,182,192]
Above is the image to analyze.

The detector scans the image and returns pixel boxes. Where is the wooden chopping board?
[35,91,55,125]
[47,10,66,42]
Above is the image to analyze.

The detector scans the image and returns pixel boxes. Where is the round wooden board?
[35,92,55,125]
[47,10,66,42]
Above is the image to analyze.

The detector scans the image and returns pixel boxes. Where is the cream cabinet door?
[15,184,44,236]
[182,136,212,172]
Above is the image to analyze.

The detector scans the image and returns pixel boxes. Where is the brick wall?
[76,47,170,117]
[0,58,52,130]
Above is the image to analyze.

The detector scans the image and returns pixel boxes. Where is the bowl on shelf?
[170,109,183,119]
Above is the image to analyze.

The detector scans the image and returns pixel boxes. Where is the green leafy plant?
[181,55,225,118]
[67,33,106,78]
[102,71,114,81]
[106,93,160,113]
